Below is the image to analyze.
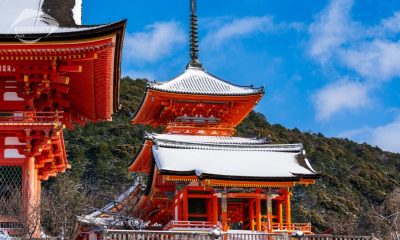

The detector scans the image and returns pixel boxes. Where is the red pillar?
[182,188,188,221]
[221,188,228,231]
[24,156,40,237]
[266,194,272,232]
[285,191,291,230]
[212,193,218,225]
[249,199,254,231]
[277,201,283,230]
[255,196,261,231]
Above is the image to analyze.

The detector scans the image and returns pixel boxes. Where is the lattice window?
[0,166,22,216]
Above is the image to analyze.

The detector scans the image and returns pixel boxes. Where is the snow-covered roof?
[145,133,318,181]
[0,0,81,34]
[148,67,264,96]
[78,178,147,228]
[147,132,268,146]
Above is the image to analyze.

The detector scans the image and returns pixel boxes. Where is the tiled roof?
[148,67,264,96]
[145,132,317,180]
[147,132,268,146]
[152,143,317,180]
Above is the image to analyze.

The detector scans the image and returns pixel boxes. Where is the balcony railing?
[0,111,63,124]
[0,216,22,236]
[164,221,219,230]
[101,230,374,240]
[103,230,288,240]
[271,223,312,233]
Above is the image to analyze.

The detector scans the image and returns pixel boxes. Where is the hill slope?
[46,77,400,236]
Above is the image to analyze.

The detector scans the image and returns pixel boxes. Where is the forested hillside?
[43,77,400,238]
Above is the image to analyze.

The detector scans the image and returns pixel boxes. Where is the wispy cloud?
[309,0,400,120]
[203,16,303,47]
[341,40,400,81]
[124,21,186,63]
[313,79,371,120]
[340,115,400,153]
[308,0,356,64]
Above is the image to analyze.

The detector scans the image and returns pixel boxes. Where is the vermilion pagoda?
[0,0,125,236]
[76,0,319,237]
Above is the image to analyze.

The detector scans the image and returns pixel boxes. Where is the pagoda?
[0,0,125,236]
[130,0,318,233]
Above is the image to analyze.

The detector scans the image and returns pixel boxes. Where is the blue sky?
[83,0,400,153]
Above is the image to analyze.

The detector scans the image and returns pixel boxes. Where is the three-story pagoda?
[130,0,318,233]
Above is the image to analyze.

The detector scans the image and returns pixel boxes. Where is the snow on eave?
[148,67,264,96]
[145,132,269,146]
[72,0,82,25]
[83,177,142,220]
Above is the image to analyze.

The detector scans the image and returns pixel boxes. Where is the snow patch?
[0,0,43,32]
[72,0,82,25]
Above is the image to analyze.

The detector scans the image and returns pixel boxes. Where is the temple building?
[0,0,125,237]
[75,0,319,238]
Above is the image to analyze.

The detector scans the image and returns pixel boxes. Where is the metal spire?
[187,0,203,69]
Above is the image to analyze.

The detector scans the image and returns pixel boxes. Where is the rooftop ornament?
[187,0,203,69]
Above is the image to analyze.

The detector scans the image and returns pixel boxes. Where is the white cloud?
[341,40,400,81]
[380,11,400,34]
[124,21,186,63]
[203,16,303,47]
[371,117,400,153]
[313,79,370,120]
[339,116,400,153]
[204,16,274,46]
[309,0,400,120]
[308,0,355,63]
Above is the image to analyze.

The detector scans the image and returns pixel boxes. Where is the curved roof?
[147,132,268,146]
[134,132,320,181]
[152,143,318,181]
[148,67,264,96]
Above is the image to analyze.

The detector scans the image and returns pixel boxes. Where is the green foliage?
[45,77,400,234]
[238,111,400,234]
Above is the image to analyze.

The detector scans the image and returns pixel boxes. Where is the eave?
[0,20,126,115]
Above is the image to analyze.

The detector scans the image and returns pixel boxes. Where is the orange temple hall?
[0,0,126,236]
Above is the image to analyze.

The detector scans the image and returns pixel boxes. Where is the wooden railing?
[0,216,21,235]
[0,111,63,123]
[164,221,219,230]
[303,235,372,240]
[272,223,312,233]
[101,230,374,240]
[103,230,289,240]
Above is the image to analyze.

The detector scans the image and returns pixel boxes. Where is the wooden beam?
[58,65,82,73]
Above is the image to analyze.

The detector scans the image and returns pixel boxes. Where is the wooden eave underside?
[0,123,69,180]
[0,20,126,115]
[131,88,263,133]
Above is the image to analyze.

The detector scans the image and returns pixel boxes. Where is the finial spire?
[187,0,203,69]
